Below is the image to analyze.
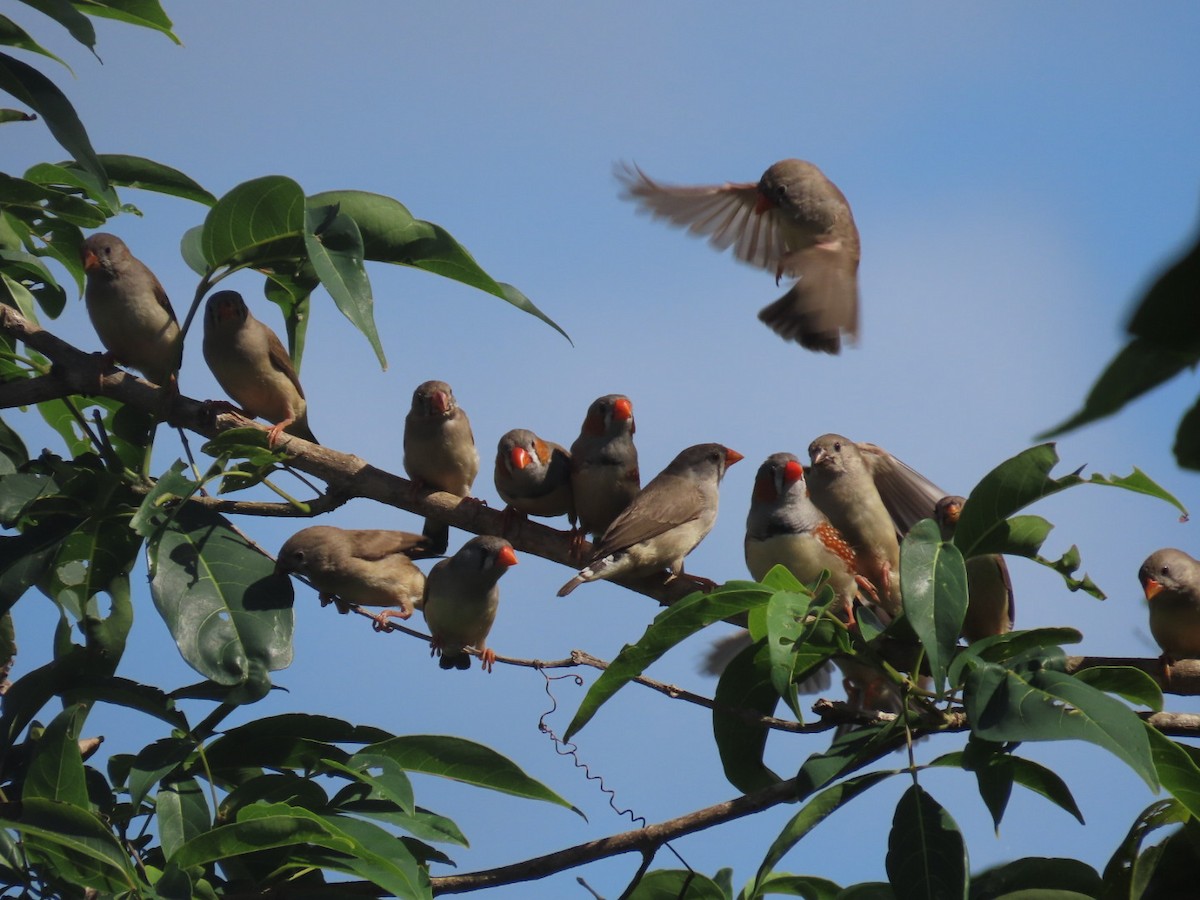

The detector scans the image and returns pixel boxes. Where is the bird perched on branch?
[806,434,945,616]
[422,535,518,672]
[934,495,1014,642]
[275,526,434,628]
[1139,548,1200,664]
[202,290,318,446]
[81,232,182,386]
[558,443,742,597]
[494,428,575,533]
[404,380,479,555]
[617,159,860,353]
[569,394,640,553]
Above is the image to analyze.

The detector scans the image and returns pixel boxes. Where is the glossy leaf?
[931,745,1083,829]
[97,154,214,205]
[765,589,812,717]
[1073,666,1162,712]
[364,734,579,814]
[128,737,193,810]
[713,639,781,793]
[628,869,727,899]
[964,661,1157,789]
[341,802,468,847]
[565,584,771,740]
[308,189,569,341]
[317,813,430,899]
[744,873,841,899]
[968,858,1102,899]
[948,627,1082,686]
[303,200,384,367]
[326,751,415,816]
[156,778,209,860]
[168,803,355,868]
[23,704,88,807]
[0,12,71,67]
[1146,726,1200,819]
[0,798,137,893]
[200,175,305,270]
[0,52,104,185]
[19,0,97,52]
[751,771,895,897]
[901,518,968,695]
[77,1,179,44]
[146,502,293,694]
[1100,799,1188,898]
[885,785,967,900]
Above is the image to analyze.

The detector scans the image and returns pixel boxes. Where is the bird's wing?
[616,162,788,273]
[349,530,436,561]
[590,474,702,558]
[265,327,306,398]
[857,443,947,536]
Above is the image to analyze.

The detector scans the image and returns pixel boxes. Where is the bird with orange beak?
[1139,548,1200,667]
[558,443,742,596]
[569,394,640,554]
[494,428,575,533]
[422,536,519,672]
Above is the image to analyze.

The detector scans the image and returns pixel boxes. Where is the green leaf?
[23,704,88,807]
[308,189,569,342]
[317,813,431,899]
[0,52,105,185]
[130,459,196,537]
[146,502,293,695]
[1146,726,1200,820]
[564,584,771,740]
[340,802,468,848]
[200,175,305,270]
[24,160,118,215]
[1101,799,1188,898]
[745,873,841,899]
[96,154,214,205]
[156,778,210,860]
[0,415,29,469]
[364,734,579,815]
[76,0,179,44]
[932,744,1084,829]
[964,660,1158,790]
[18,0,97,53]
[0,797,137,893]
[628,869,727,899]
[968,857,1102,900]
[1073,666,1163,712]
[1174,393,1200,471]
[885,784,967,900]
[303,199,384,368]
[128,737,193,809]
[901,518,968,695]
[168,803,355,869]
[948,627,1082,686]
[0,14,70,67]
[713,639,781,793]
[325,751,415,816]
[179,224,206,276]
[750,771,894,897]
[1039,338,1198,439]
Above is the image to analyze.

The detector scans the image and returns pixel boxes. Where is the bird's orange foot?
[1161,653,1176,687]
[371,605,412,632]
[479,647,496,673]
[569,528,589,561]
[855,575,881,606]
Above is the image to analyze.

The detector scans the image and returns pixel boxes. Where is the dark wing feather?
[589,472,702,560]
[857,443,947,536]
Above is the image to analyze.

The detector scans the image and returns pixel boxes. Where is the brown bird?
[493,428,575,532]
[81,232,182,386]
[569,394,640,553]
[275,526,434,628]
[202,290,318,447]
[558,443,742,597]
[1139,548,1200,663]
[745,452,879,622]
[934,495,1015,642]
[422,535,518,672]
[403,380,479,555]
[806,434,945,616]
[617,159,860,353]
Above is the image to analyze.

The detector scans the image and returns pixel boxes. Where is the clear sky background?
[6,3,1200,895]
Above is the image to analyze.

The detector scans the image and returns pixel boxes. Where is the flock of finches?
[73,159,1197,687]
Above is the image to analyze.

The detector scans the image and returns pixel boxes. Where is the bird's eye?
[833,441,842,451]
[292,550,305,564]
[1162,565,1171,577]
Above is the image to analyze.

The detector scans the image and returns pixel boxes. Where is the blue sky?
[7,3,1200,895]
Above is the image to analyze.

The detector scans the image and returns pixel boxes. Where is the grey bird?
[618,159,860,353]
[81,232,182,386]
[806,434,945,617]
[1139,548,1200,662]
[558,443,742,597]
[934,495,1015,642]
[568,394,640,552]
[494,428,575,532]
[275,526,434,627]
[202,290,318,446]
[403,380,479,555]
[422,535,518,672]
